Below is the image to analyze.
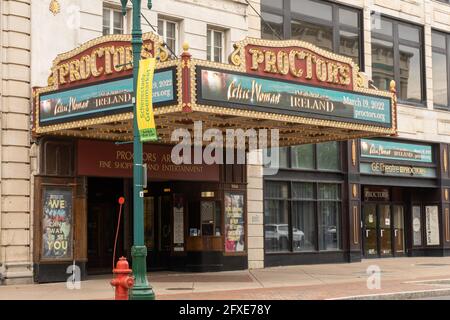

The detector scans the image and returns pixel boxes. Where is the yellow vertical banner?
[136,58,158,142]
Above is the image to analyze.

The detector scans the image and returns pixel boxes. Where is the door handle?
[395,229,398,237]
[366,230,370,238]
[380,229,384,237]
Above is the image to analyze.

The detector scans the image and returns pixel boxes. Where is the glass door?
[363,204,378,257]
[393,205,405,255]
[379,205,392,256]
[158,195,172,252]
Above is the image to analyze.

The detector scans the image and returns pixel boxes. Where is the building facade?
[2,0,262,284]
[259,0,450,267]
[1,0,450,285]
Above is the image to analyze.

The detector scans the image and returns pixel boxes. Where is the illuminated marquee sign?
[48,33,168,89]
[33,32,178,133]
[39,68,176,125]
[242,45,353,90]
[197,68,392,127]
[360,139,433,163]
[193,37,395,133]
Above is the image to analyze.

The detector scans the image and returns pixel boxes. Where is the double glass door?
[363,204,405,257]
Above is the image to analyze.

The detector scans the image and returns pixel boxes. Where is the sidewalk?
[1,257,450,300]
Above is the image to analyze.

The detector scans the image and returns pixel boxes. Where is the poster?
[412,206,422,246]
[41,187,73,259]
[425,206,440,246]
[225,193,245,253]
[173,194,184,251]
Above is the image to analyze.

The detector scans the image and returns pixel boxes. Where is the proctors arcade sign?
[32,33,397,145]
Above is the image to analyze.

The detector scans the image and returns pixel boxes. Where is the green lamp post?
[120,0,155,300]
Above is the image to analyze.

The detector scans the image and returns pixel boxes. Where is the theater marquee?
[32,33,397,146]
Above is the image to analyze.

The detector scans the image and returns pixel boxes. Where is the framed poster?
[173,194,184,251]
[425,206,440,246]
[41,187,73,260]
[224,193,245,253]
[412,206,422,246]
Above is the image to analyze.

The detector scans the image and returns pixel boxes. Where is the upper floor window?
[432,30,449,109]
[207,28,225,63]
[158,18,179,55]
[371,16,424,104]
[103,7,125,35]
[261,0,363,66]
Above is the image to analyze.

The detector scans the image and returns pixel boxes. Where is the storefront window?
[292,183,315,251]
[317,141,339,170]
[292,144,314,169]
[264,181,342,253]
[318,184,341,250]
[264,182,289,252]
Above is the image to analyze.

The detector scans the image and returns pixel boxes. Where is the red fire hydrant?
[111,257,134,300]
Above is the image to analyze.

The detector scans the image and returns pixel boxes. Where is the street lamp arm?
[121,0,152,15]
[120,0,128,16]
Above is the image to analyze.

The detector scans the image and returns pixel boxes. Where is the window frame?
[103,6,126,35]
[207,28,225,63]
[371,15,426,106]
[431,29,450,110]
[290,142,342,172]
[264,180,343,254]
[261,0,364,68]
[158,18,179,55]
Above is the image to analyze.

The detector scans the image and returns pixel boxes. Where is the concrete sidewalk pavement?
[1,257,450,300]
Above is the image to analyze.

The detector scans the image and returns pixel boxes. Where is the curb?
[329,288,450,300]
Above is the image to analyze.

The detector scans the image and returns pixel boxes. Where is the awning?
[32,33,397,147]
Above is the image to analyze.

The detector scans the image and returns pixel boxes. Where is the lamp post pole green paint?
[120,0,155,300]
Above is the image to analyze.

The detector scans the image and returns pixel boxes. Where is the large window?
[103,7,125,35]
[261,0,362,66]
[264,181,342,253]
[158,18,178,55]
[432,30,449,109]
[371,16,424,104]
[265,141,340,171]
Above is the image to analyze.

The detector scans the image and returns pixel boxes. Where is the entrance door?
[363,204,378,256]
[158,195,172,252]
[87,178,124,274]
[393,205,405,255]
[379,205,392,256]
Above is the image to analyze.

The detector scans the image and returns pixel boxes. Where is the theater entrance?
[87,177,126,274]
[144,191,173,270]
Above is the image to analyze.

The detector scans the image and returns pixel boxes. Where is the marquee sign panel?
[39,68,176,126]
[197,67,392,128]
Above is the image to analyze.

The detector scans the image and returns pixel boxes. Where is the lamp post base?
[129,245,155,300]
